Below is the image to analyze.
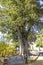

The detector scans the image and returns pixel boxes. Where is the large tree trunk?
[18,29,24,56]
[18,32,28,63]
[18,34,28,56]
[18,26,28,63]
[22,38,28,63]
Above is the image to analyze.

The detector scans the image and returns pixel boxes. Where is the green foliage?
[0,42,14,56]
[36,34,43,47]
[28,33,36,42]
[13,42,19,48]
[0,0,42,53]
[0,0,40,38]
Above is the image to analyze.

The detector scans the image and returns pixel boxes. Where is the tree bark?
[18,26,28,63]
[18,33,28,63]
[18,29,24,56]
[22,38,28,63]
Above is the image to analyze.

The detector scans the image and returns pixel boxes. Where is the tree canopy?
[0,0,43,56]
[0,0,40,38]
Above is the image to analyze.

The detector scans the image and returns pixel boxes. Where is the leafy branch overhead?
[0,0,41,40]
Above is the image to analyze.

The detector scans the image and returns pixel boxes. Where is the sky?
[0,32,7,41]
[0,32,3,41]
[40,0,43,5]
